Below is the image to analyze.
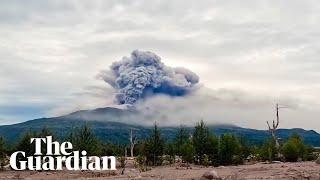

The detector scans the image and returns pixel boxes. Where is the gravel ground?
[1,161,320,179]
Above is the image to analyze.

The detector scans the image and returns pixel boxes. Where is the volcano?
[0,107,320,146]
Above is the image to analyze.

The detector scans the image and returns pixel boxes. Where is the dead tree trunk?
[266,104,282,159]
[129,129,137,157]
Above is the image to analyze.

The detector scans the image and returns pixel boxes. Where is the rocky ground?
[1,161,320,179]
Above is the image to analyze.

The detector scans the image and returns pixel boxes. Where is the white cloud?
[0,0,320,130]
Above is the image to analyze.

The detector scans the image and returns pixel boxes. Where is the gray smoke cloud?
[99,50,200,104]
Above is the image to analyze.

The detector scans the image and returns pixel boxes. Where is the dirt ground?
[1,161,320,179]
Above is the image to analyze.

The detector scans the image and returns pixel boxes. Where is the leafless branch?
[129,129,137,157]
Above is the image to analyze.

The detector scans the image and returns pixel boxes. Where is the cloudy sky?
[0,0,320,130]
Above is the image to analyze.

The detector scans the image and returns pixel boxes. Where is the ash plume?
[99,50,199,104]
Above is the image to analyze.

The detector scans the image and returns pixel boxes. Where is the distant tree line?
[135,120,316,167]
[0,120,317,170]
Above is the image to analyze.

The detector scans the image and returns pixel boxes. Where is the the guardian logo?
[10,136,116,171]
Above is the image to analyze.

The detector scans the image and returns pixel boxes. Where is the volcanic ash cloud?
[99,50,200,104]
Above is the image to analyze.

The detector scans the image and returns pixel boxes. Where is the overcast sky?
[1,0,320,130]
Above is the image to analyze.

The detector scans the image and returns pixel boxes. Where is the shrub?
[259,138,278,162]
[165,142,175,164]
[67,124,101,156]
[101,143,124,157]
[304,145,316,161]
[0,136,6,169]
[282,134,306,162]
[193,120,209,164]
[174,126,189,156]
[202,154,209,167]
[181,140,195,164]
[15,130,38,157]
[207,135,219,166]
[219,134,241,165]
[143,124,164,166]
[193,120,219,165]
[135,155,150,172]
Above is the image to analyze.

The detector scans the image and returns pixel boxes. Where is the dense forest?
[0,120,318,170]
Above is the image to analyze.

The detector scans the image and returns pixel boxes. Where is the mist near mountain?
[1,107,320,147]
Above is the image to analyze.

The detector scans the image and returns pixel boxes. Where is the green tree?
[193,120,210,164]
[259,138,277,162]
[192,120,219,165]
[0,136,6,168]
[0,136,5,156]
[219,134,241,165]
[165,142,175,164]
[180,139,194,164]
[15,127,57,156]
[207,135,219,166]
[38,127,56,155]
[305,145,316,161]
[143,123,164,166]
[39,126,54,137]
[282,133,306,162]
[16,130,38,156]
[14,130,38,169]
[101,143,123,156]
[68,124,101,156]
[174,126,189,156]
[238,136,252,160]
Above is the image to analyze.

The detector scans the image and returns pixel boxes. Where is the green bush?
[282,134,306,162]
[0,136,6,169]
[259,138,278,162]
[174,126,189,156]
[142,124,164,166]
[135,155,150,172]
[238,137,255,161]
[165,142,175,164]
[219,134,241,165]
[207,135,219,166]
[304,145,316,161]
[192,120,219,165]
[181,140,194,164]
[202,154,209,167]
[193,120,209,164]
[101,143,124,157]
[67,124,101,156]
[15,130,38,157]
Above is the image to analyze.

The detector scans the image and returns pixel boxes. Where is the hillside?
[0,107,319,146]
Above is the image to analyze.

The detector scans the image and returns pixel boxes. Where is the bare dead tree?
[266,103,288,158]
[129,129,137,157]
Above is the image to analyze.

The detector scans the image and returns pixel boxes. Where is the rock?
[272,161,281,163]
[316,157,320,164]
[135,175,142,179]
[287,168,297,172]
[162,160,171,166]
[2,164,11,171]
[200,170,221,180]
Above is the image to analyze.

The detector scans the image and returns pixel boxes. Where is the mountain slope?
[0,107,320,146]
